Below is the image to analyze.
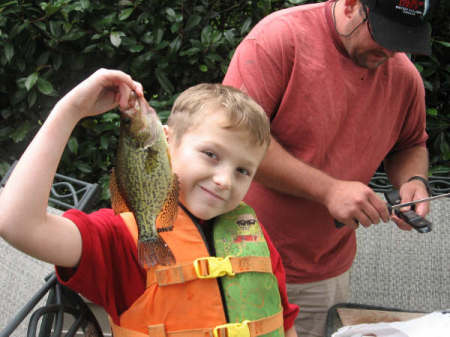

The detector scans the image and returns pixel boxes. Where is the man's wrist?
[407,175,431,195]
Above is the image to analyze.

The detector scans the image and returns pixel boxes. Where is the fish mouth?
[200,186,226,201]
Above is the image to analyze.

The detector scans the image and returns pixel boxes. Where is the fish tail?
[109,169,130,214]
[138,236,176,267]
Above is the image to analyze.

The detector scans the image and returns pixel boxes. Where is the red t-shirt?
[223,1,428,283]
[56,208,299,330]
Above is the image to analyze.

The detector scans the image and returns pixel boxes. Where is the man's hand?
[391,178,430,230]
[325,180,390,229]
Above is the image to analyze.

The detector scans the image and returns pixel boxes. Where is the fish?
[109,92,178,267]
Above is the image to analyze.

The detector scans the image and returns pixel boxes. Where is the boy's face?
[167,111,267,220]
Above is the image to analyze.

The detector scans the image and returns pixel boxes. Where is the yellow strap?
[110,311,283,337]
[147,256,273,287]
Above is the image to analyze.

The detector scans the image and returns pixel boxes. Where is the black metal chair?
[326,173,450,337]
[0,162,103,337]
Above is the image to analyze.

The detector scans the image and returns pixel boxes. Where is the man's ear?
[342,0,360,17]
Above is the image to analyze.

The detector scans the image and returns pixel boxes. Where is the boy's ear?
[163,125,171,142]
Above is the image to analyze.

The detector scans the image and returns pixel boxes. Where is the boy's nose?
[213,169,232,190]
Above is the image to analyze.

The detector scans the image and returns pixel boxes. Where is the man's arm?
[0,69,143,267]
[254,137,390,228]
[383,145,430,229]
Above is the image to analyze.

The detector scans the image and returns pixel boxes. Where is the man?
[223,0,438,336]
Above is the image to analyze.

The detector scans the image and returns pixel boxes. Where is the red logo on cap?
[397,0,424,11]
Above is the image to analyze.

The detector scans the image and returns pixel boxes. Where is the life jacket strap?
[109,311,283,337]
[147,256,273,287]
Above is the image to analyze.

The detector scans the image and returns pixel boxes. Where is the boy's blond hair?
[167,84,270,148]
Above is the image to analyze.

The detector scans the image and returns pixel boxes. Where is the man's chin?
[353,53,388,69]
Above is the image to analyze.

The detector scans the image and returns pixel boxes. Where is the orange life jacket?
[111,204,284,337]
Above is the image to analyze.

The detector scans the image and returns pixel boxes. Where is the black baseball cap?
[361,0,436,55]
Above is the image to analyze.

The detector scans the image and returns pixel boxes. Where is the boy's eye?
[237,167,250,176]
[203,151,217,159]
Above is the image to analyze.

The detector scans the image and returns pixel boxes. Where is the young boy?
[0,69,298,337]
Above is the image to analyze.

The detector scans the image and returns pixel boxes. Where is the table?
[325,303,426,337]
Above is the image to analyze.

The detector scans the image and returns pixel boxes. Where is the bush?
[0,0,448,208]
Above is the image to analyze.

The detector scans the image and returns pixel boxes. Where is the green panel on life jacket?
[213,202,284,337]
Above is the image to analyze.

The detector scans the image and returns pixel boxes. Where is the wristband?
[407,176,431,195]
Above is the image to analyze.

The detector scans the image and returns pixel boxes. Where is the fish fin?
[138,236,176,267]
[109,169,130,214]
[156,174,179,232]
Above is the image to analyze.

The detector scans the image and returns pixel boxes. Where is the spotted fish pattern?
[110,94,178,267]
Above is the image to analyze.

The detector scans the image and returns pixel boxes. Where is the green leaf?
[185,15,201,31]
[110,31,124,47]
[155,28,164,45]
[429,165,450,175]
[37,51,50,65]
[414,63,423,72]
[0,1,18,10]
[75,161,92,173]
[199,64,208,72]
[435,40,450,48]
[170,22,181,34]
[68,137,79,154]
[180,47,200,56]
[169,36,182,54]
[0,161,11,178]
[0,126,13,139]
[201,25,212,44]
[49,21,61,37]
[80,0,90,10]
[11,120,31,143]
[288,0,309,4]
[241,18,252,35]
[155,68,174,93]
[52,54,63,70]
[27,90,37,108]
[25,72,38,91]
[427,108,438,116]
[101,112,119,123]
[224,29,235,44]
[100,135,109,150]
[119,8,133,21]
[165,8,176,21]
[423,80,432,91]
[37,78,55,96]
[60,31,86,41]
[4,42,14,63]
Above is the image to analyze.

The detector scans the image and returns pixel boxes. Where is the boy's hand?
[57,68,144,120]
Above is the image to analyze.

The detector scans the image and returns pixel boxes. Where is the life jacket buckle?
[193,256,235,279]
[213,321,251,337]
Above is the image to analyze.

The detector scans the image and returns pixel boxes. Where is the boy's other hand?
[57,68,144,120]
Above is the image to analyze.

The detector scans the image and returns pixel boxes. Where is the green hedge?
[0,0,448,208]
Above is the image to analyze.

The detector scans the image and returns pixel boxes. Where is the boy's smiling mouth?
[200,186,226,201]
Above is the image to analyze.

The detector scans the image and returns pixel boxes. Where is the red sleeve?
[391,59,428,153]
[55,208,146,324]
[260,223,299,330]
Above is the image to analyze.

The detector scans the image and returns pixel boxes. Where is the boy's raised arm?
[0,69,143,267]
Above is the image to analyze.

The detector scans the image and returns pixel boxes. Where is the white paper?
[331,310,450,337]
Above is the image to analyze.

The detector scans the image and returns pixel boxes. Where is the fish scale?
[111,94,178,267]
